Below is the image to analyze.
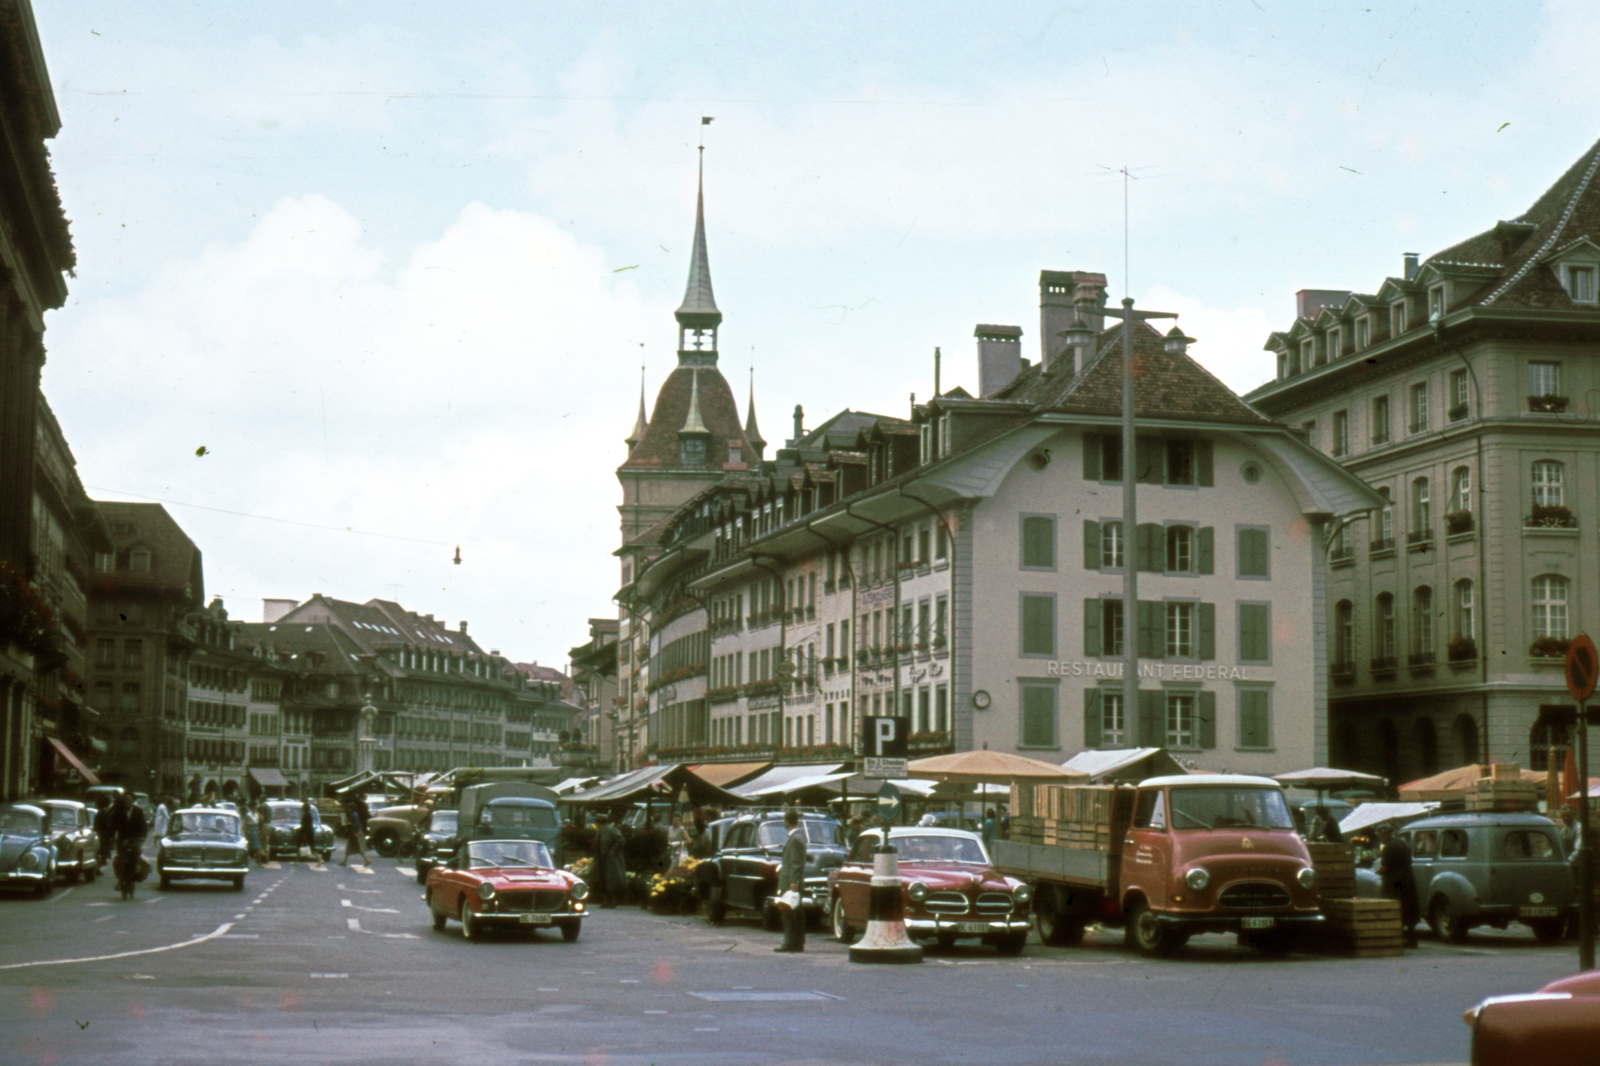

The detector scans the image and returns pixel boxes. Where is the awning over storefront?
[47,736,100,785]
[249,766,289,787]
[742,771,854,798]
[732,763,846,797]
[567,763,748,808]
[687,761,771,790]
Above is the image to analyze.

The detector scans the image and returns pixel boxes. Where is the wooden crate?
[1309,841,1357,901]
[1318,898,1404,958]
[1491,762,1522,781]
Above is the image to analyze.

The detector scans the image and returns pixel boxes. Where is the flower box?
[1447,402,1469,422]
[1529,636,1571,659]
[1446,637,1477,663]
[1528,394,1569,413]
[1444,510,1473,534]
[1526,504,1576,529]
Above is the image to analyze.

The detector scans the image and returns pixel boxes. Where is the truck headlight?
[570,880,589,901]
[1185,867,1211,892]
[1013,884,1032,905]
[1297,866,1316,889]
[476,882,496,901]
[907,881,928,903]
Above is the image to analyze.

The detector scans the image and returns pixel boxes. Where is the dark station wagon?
[1399,812,1576,942]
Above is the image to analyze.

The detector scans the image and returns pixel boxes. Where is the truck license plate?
[1241,917,1276,930]
[519,913,553,924]
[1519,906,1558,918]
[954,922,988,934]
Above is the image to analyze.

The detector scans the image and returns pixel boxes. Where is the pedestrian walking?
[298,797,320,862]
[151,796,170,844]
[668,813,691,868]
[846,814,865,849]
[1374,823,1419,946]
[982,810,997,854]
[253,800,273,864]
[107,791,148,900]
[595,814,626,908]
[339,794,372,867]
[93,794,114,866]
[774,807,807,953]
[1557,805,1579,858]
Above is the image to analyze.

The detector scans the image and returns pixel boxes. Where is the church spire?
[679,369,710,436]
[674,146,722,365]
[625,367,649,451]
[744,370,766,460]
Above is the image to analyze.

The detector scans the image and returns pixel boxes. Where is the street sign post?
[877,782,902,825]
[861,715,910,780]
[1566,634,1597,972]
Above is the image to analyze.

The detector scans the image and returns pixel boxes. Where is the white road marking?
[695,1028,720,1032]
[348,918,362,931]
[91,915,115,924]
[46,887,75,903]
[354,866,375,875]
[234,914,246,920]
[144,896,165,904]
[397,867,416,878]
[309,973,348,979]
[263,862,281,869]
[86,902,112,908]
[643,1010,668,1014]
[620,979,640,983]
[0,922,236,971]
[337,886,384,894]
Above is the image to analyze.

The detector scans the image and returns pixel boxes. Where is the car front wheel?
[831,895,855,944]
[370,830,400,858]
[561,921,581,942]
[1430,896,1469,943]
[460,899,479,941]
[1127,899,1179,958]
[427,891,447,930]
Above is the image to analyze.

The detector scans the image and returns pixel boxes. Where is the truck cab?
[457,783,563,867]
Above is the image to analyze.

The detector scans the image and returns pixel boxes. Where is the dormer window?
[1300,339,1314,370]
[1390,301,1407,335]
[1354,316,1370,350]
[129,546,152,574]
[1427,284,1446,320]
[680,438,706,466]
[1327,326,1341,360]
[1277,350,1288,379]
[1563,264,1597,304]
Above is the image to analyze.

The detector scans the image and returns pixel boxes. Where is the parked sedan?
[365,804,431,857]
[828,827,1032,953]
[423,838,589,941]
[0,803,57,895]
[1465,969,1600,1063]
[39,799,99,882]
[701,815,846,930]
[262,800,335,861]
[157,808,250,890]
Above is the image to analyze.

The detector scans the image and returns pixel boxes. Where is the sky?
[32,1,1600,670]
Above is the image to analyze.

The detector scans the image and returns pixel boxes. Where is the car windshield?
[1169,787,1294,831]
[175,812,240,835]
[270,805,320,826]
[466,840,552,869]
[429,810,457,833]
[757,820,841,849]
[1,808,42,834]
[479,803,558,830]
[894,834,989,864]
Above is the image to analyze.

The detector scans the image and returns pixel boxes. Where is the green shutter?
[1138,600,1161,658]
[1022,595,1055,656]
[1240,528,1268,578]
[1083,519,1101,570]
[1198,691,1217,749]
[1239,603,1268,662]
[1137,689,1163,746]
[1022,686,1055,747]
[1198,603,1215,660]
[1083,598,1102,657]
[1198,526,1214,575]
[1082,432,1101,480]
[1083,688,1102,748]
[1197,440,1214,487]
[1136,437,1163,483]
[1137,523,1162,572]
[1023,516,1053,568]
[1239,689,1269,748]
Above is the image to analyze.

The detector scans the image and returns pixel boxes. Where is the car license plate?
[1241,917,1276,930]
[518,913,553,924]
[1519,906,1558,918]
[954,922,988,934]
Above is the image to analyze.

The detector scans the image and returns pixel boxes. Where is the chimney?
[1295,289,1353,320]
[1058,316,1096,376]
[1038,271,1107,367]
[790,404,805,445]
[459,621,468,634]
[1403,252,1419,281]
[1163,326,1195,356]
[975,324,1023,398]
[262,598,296,623]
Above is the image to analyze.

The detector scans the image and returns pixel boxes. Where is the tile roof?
[997,321,1271,425]
[91,501,204,602]
[618,365,756,471]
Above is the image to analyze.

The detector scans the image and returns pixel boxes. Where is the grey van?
[1401,812,1574,943]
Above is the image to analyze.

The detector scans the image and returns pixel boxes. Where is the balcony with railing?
[1370,656,1398,676]
[1528,394,1569,413]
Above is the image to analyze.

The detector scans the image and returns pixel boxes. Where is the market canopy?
[732,762,847,797]
[566,763,748,809]
[742,771,855,798]
[688,761,771,790]
[908,750,1085,785]
[1272,767,1387,792]
[550,777,600,795]
[1399,764,1544,801]
[1061,747,1187,783]
[248,766,289,788]
[1339,802,1439,836]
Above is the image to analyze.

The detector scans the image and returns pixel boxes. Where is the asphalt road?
[0,856,1583,1066]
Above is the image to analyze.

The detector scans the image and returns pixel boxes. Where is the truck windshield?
[1169,788,1293,831]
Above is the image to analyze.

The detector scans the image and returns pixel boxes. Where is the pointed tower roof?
[744,376,766,454]
[626,369,649,449]
[675,149,722,332]
[679,369,710,435]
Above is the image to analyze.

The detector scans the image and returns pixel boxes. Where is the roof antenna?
[1120,164,1139,299]
[934,346,941,398]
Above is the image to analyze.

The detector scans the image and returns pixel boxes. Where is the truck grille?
[923,891,970,915]
[498,890,567,913]
[975,892,1016,918]
[1218,882,1290,910]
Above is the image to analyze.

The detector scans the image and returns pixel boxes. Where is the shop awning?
[567,763,748,808]
[249,766,289,787]
[687,761,771,790]
[743,771,854,797]
[47,736,99,785]
[732,763,847,797]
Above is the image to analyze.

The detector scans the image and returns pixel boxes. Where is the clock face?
[972,690,991,710]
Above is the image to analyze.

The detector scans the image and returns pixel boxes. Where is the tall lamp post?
[357,694,378,777]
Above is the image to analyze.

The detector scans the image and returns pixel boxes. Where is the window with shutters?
[1101,521,1124,568]
[1085,687,1125,748]
[1166,602,1194,658]
[1166,440,1194,485]
[1165,525,1193,573]
[1332,410,1349,457]
[1019,682,1058,749]
[1020,594,1056,657]
[1413,586,1434,660]
[1166,692,1196,748]
[1085,597,1125,657]
[1020,515,1056,570]
[1237,526,1269,579]
[1371,394,1391,445]
[1238,602,1270,663]
[1237,686,1273,750]
[1334,600,1355,669]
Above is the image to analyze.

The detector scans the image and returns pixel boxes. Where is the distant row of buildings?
[570,138,1600,788]
[0,3,584,804]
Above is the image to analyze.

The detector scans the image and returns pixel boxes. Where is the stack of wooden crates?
[1465,763,1540,812]
[1008,783,1133,853]
[1310,841,1402,957]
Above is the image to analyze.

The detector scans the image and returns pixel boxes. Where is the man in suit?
[1374,823,1419,947]
[775,807,807,953]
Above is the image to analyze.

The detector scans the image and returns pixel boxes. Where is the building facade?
[567,617,618,773]
[1244,135,1600,784]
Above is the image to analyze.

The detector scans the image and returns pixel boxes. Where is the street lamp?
[357,693,377,775]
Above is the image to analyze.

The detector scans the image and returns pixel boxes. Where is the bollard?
[848,846,924,964]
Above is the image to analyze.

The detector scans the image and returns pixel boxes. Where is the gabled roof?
[1000,320,1271,426]
[92,501,203,604]
[617,364,755,471]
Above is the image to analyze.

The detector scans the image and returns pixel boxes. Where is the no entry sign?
[1568,634,1598,703]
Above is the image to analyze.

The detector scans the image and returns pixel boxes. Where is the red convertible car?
[423,838,589,941]
[827,827,1032,953]
[1464,968,1600,1063]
